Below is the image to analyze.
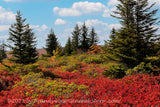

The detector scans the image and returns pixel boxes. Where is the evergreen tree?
[23,24,38,64]
[105,0,159,68]
[134,0,160,59]
[64,37,73,56]
[71,24,81,52]
[80,23,90,52]
[89,27,98,46]
[110,28,116,40]
[45,29,58,56]
[0,42,7,62]
[8,11,38,64]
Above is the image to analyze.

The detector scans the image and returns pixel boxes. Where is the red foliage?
[0,65,160,106]
[0,71,21,91]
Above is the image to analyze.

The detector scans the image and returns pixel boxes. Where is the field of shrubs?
[0,54,159,107]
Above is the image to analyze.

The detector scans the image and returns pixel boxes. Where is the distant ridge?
[6,49,47,58]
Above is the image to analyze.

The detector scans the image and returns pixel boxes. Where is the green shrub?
[126,62,160,75]
[7,64,42,76]
[14,72,88,98]
[83,55,104,64]
[43,70,57,79]
[145,56,160,67]
[62,61,83,72]
[77,54,88,61]
[103,63,126,79]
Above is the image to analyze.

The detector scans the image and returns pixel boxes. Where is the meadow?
[0,53,159,107]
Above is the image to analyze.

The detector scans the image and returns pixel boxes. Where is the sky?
[0,0,160,49]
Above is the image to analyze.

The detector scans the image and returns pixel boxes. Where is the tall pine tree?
[45,29,58,56]
[23,24,38,64]
[80,23,89,52]
[89,27,98,46]
[0,41,7,62]
[71,24,81,52]
[105,0,160,68]
[8,11,38,64]
[64,37,73,56]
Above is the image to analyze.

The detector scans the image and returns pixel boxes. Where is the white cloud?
[149,0,160,6]
[30,24,48,32]
[55,19,66,25]
[0,6,15,24]
[0,35,9,39]
[0,25,10,32]
[107,0,119,6]
[53,1,106,16]
[103,7,116,18]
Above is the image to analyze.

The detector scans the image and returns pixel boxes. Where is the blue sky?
[0,0,160,48]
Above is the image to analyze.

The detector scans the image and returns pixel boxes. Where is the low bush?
[8,64,42,76]
[103,63,126,79]
[61,61,83,72]
[83,55,105,64]
[14,72,89,99]
[126,62,160,75]
[43,70,57,79]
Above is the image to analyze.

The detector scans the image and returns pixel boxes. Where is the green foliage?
[42,70,57,79]
[103,63,126,79]
[82,55,104,64]
[45,29,59,56]
[7,64,41,76]
[126,57,160,75]
[80,23,90,52]
[0,42,7,62]
[71,24,81,52]
[62,61,82,72]
[89,27,98,46]
[8,11,38,64]
[14,72,88,98]
[64,37,73,56]
[104,0,160,68]
[77,54,88,62]
[53,45,63,57]
[126,62,160,75]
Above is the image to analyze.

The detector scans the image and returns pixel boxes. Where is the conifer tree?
[71,24,81,52]
[89,27,98,46]
[105,0,159,68]
[23,24,38,64]
[110,28,116,40]
[8,11,38,64]
[80,23,90,52]
[0,42,7,62]
[64,37,73,56]
[45,29,58,56]
[134,0,160,58]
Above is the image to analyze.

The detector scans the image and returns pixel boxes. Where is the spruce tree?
[134,0,160,59]
[80,23,90,52]
[64,37,73,56]
[89,27,98,46]
[0,42,7,62]
[23,24,38,64]
[8,11,38,64]
[45,29,58,56]
[71,24,81,52]
[110,28,116,40]
[105,0,160,68]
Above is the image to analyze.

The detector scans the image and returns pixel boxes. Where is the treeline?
[45,23,98,57]
[0,11,99,64]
